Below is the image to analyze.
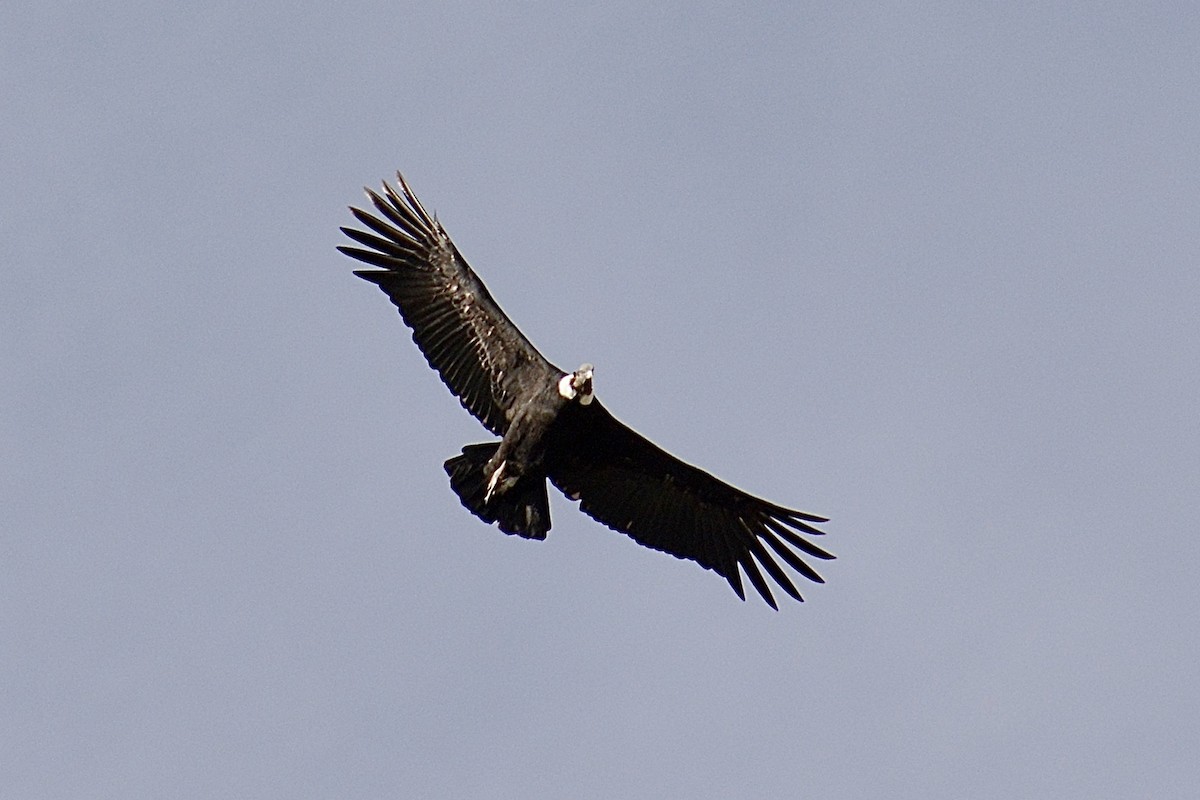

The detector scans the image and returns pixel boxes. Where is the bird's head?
[558,363,595,405]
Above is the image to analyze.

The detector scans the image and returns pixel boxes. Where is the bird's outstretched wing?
[339,175,557,435]
[547,401,834,609]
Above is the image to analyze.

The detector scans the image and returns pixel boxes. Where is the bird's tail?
[444,443,551,540]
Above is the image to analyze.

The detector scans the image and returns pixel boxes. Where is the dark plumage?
[339,174,834,608]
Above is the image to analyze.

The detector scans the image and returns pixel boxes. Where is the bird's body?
[340,174,833,608]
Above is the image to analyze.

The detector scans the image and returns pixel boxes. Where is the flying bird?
[339,174,833,608]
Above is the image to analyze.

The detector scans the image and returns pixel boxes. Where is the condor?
[339,174,834,608]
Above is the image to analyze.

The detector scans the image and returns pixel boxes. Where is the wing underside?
[339,175,556,435]
[549,402,833,608]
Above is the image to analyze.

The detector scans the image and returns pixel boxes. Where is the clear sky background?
[3,3,1198,798]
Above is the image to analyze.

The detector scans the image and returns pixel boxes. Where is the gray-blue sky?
[3,2,1197,797]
